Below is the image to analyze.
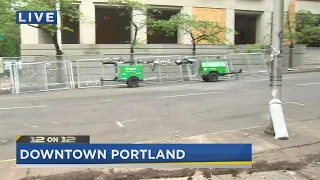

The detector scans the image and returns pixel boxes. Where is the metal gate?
[10,60,74,94]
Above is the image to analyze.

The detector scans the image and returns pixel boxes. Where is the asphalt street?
[0,72,319,161]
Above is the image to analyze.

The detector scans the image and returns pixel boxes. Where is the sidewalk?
[1,120,320,180]
[282,65,320,74]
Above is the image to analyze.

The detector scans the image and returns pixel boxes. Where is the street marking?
[118,85,187,92]
[123,105,139,108]
[0,96,38,100]
[101,100,112,102]
[120,119,137,123]
[156,92,222,99]
[0,105,49,110]
[116,121,124,128]
[24,123,39,128]
[298,82,320,86]
[248,77,294,82]
[0,159,16,163]
[283,102,305,106]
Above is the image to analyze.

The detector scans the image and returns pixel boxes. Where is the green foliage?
[283,10,320,47]
[20,0,81,34]
[0,0,20,56]
[229,43,265,53]
[283,11,300,48]
[16,0,83,55]
[243,43,265,53]
[106,0,154,52]
[152,13,232,45]
[295,10,320,46]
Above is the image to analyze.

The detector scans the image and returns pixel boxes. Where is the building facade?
[20,0,320,55]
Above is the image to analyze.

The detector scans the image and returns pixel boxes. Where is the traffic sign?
[0,35,4,40]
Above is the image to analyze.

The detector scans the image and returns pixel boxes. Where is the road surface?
[0,72,319,161]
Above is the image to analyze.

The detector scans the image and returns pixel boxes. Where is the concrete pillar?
[178,6,193,44]
[256,11,273,45]
[131,9,147,44]
[79,1,96,44]
[226,8,235,45]
[20,24,39,44]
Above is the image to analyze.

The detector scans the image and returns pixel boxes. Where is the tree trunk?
[288,43,294,68]
[130,46,134,64]
[192,43,196,57]
[130,30,138,63]
[52,34,64,85]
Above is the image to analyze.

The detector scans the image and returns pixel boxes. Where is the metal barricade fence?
[9,60,74,94]
[76,56,185,88]
[225,53,269,77]
[134,55,184,83]
[0,57,20,92]
[75,53,269,89]
[76,58,113,88]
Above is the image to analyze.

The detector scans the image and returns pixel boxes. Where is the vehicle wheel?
[126,77,139,88]
[202,76,209,82]
[208,72,219,82]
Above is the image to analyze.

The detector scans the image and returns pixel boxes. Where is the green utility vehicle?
[175,58,242,82]
[200,61,242,82]
[100,61,144,88]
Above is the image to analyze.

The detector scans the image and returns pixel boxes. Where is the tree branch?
[27,24,41,29]
[27,24,52,36]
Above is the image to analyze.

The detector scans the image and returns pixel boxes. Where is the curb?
[282,69,320,74]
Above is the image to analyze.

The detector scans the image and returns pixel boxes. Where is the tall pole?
[270,0,284,100]
[56,1,62,51]
[265,0,285,136]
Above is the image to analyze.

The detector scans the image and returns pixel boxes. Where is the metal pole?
[56,2,62,51]
[270,0,284,100]
[265,0,285,135]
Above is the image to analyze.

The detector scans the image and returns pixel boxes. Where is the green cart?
[100,61,144,88]
[176,58,242,82]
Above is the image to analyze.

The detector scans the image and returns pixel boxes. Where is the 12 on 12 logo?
[16,11,57,24]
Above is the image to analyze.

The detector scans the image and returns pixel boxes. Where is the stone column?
[178,6,193,44]
[131,9,147,44]
[256,11,273,45]
[79,1,96,44]
[20,24,39,44]
[226,8,235,45]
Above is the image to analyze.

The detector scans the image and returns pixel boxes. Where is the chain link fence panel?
[9,61,74,94]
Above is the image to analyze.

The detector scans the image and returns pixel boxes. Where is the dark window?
[61,6,80,44]
[95,6,131,44]
[235,14,257,45]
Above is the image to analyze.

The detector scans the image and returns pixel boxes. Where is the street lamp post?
[270,0,284,100]
[56,2,62,52]
[265,0,289,140]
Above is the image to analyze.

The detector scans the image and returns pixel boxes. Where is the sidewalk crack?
[25,168,30,178]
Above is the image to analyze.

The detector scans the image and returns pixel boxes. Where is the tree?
[283,10,320,68]
[283,10,320,48]
[0,0,20,57]
[106,0,159,60]
[295,10,320,47]
[151,13,232,56]
[283,11,300,48]
[18,0,82,56]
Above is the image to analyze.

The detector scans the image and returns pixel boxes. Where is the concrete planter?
[282,44,307,68]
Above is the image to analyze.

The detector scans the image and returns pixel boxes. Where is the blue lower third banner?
[16,144,252,168]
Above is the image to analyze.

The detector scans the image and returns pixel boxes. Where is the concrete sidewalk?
[1,120,320,180]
